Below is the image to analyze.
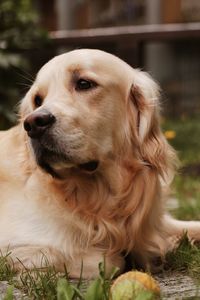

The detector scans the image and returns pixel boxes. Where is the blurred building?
[35,0,200,30]
[34,0,200,116]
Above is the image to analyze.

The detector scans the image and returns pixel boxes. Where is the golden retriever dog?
[0,49,200,278]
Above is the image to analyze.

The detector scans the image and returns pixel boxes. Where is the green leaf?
[85,278,104,300]
[3,286,13,300]
[57,278,75,300]
[99,261,105,280]
[109,267,120,281]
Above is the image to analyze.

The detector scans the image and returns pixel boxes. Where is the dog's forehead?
[37,49,132,80]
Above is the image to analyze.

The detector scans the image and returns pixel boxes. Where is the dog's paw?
[167,234,184,251]
[4,246,66,272]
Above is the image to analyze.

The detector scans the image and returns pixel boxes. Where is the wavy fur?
[0,49,200,278]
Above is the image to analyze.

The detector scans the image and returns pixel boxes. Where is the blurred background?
[0,0,200,218]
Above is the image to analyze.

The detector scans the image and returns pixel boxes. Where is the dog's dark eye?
[34,95,43,107]
[75,79,95,91]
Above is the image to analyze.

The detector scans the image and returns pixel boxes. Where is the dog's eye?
[75,79,95,91]
[34,95,43,107]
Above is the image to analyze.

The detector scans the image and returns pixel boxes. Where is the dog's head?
[20,49,176,181]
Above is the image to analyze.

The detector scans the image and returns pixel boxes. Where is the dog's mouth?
[31,140,99,178]
[45,160,99,179]
[52,160,100,174]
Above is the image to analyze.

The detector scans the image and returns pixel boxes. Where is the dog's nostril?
[35,114,55,127]
[24,120,32,132]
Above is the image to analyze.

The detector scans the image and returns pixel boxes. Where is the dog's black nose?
[24,110,56,138]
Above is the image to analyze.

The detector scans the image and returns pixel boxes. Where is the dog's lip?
[42,160,99,180]
[52,160,99,173]
[39,160,100,180]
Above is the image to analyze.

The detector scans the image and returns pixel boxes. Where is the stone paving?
[0,272,199,299]
[0,281,26,299]
[156,272,199,299]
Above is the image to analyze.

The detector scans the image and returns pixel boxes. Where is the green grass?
[162,117,200,291]
[0,256,119,300]
[162,117,200,165]
[172,175,200,220]
[0,253,17,283]
[166,234,200,282]
[162,117,200,220]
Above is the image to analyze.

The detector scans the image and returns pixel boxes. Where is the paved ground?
[0,272,199,299]
[156,272,199,299]
[0,281,26,299]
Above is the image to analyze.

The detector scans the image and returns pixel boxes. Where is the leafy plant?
[0,0,48,50]
[56,262,119,300]
[0,0,49,129]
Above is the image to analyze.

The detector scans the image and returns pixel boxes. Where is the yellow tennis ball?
[110,271,160,300]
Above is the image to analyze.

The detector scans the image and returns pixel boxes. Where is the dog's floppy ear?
[129,71,160,142]
[127,70,177,184]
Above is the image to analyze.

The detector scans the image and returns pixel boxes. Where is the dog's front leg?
[1,245,124,279]
[1,245,67,272]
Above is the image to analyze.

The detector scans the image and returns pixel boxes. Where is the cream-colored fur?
[0,49,200,278]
